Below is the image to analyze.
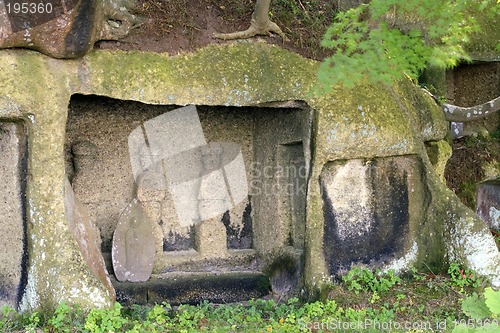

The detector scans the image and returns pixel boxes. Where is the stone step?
[112,271,270,305]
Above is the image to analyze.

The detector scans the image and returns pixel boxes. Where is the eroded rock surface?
[64,179,116,300]
[321,156,427,275]
[477,179,500,230]
[0,0,143,58]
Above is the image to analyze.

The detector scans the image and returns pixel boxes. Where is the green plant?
[147,303,170,328]
[492,229,500,244]
[23,311,41,333]
[0,306,21,332]
[453,287,500,332]
[448,263,484,291]
[317,0,496,90]
[84,302,127,333]
[410,266,428,282]
[47,301,76,333]
[342,266,401,294]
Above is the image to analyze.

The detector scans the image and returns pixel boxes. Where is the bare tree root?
[214,0,288,42]
[100,0,146,40]
[214,20,288,41]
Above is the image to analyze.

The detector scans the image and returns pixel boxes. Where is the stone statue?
[124,218,144,274]
[112,199,155,282]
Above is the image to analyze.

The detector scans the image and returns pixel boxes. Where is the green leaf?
[452,324,473,333]
[462,293,491,320]
[484,287,500,315]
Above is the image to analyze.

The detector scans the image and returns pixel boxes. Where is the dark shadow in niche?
[18,122,29,308]
[369,160,409,263]
[222,196,253,249]
[163,226,195,251]
[321,157,413,276]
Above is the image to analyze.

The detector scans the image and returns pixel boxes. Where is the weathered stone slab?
[0,43,498,309]
[0,122,26,309]
[112,199,155,282]
[477,179,500,230]
[64,179,115,299]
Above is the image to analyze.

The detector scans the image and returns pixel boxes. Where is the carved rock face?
[0,0,143,58]
[0,122,27,309]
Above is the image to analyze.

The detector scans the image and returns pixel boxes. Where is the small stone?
[112,199,156,282]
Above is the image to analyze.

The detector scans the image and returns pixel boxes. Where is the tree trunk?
[214,0,287,41]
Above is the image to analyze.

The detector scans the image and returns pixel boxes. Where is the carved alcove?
[64,94,311,304]
[0,121,28,309]
[320,155,429,276]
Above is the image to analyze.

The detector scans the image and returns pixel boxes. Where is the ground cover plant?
[1,265,499,333]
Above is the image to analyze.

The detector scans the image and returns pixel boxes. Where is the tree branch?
[442,96,500,122]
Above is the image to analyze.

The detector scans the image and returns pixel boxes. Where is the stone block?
[64,179,116,300]
[0,0,143,58]
[477,179,500,230]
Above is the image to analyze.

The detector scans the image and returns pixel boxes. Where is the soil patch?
[96,0,335,59]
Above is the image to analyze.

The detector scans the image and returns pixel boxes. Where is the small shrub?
[22,311,41,333]
[0,306,21,332]
[448,263,484,291]
[342,266,401,294]
[47,301,76,333]
[84,302,127,333]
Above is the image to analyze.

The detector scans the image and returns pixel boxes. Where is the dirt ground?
[96,0,335,59]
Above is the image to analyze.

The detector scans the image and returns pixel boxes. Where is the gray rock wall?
[321,156,427,275]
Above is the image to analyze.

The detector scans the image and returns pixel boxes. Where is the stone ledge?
[112,272,271,305]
